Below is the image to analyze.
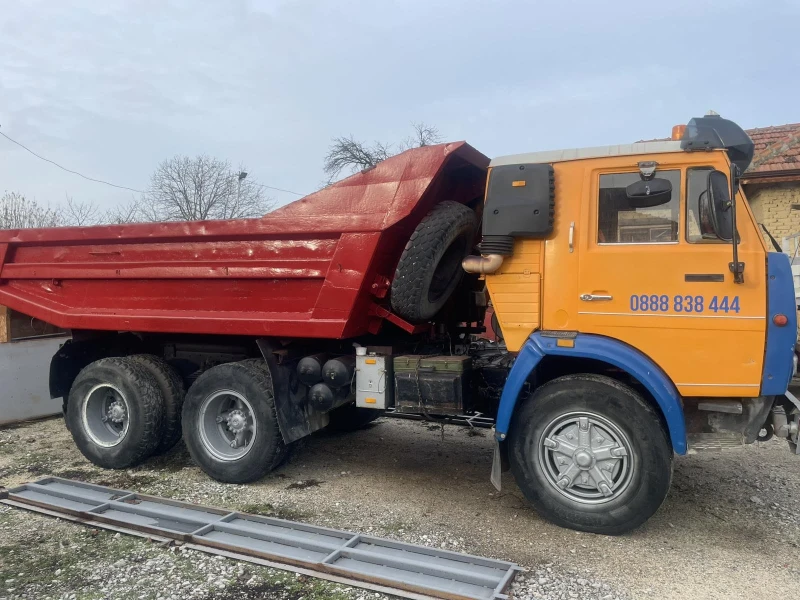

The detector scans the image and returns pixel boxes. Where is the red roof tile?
[745,123,800,173]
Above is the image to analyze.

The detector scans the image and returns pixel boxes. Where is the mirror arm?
[729,164,745,284]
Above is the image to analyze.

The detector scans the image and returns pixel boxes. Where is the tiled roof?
[745,123,800,173]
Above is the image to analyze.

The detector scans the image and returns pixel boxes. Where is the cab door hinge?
[728,261,745,284]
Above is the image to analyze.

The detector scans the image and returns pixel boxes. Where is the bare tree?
[323,122,442,183]
[63,194,101,226]
[0,192,63,229]
[140,155,274,222]
[104,198,142,224]
[400,122,443,151]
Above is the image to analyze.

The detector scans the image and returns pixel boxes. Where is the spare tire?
[391,201,477,322]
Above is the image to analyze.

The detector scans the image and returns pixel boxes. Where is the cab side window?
[686,167,725,243]
[597,170,680,244]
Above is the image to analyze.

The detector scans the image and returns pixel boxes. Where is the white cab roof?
[490,140,684,167]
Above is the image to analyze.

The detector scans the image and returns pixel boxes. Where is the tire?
[238,358,291,470]
[66,357,164,470]
[391,201,477,322]
[509,374,672,535]
[129,355,186,455]
[182,361,286,484]
[327,401,384,432]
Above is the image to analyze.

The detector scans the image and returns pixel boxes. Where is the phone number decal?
[629,294,740,314]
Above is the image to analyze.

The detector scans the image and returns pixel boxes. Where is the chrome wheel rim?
[198,390,257,461]
[538,411,634,505]
[82,383,130,448]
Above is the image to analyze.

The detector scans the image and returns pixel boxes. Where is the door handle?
[580,294,613,301]
[569,221,575,253]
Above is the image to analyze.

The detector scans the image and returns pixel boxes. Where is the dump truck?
[1,114,797,535]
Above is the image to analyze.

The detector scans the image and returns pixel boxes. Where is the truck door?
[575,164,767,398]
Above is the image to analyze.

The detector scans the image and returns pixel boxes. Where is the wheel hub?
[540,413,633,504]
[107,400,127,424]
[226,410,247,434]
[574,449,594,469]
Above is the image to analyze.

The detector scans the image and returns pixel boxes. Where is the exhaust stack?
[462,254,504,274]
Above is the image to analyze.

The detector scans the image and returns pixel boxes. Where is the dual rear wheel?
[67,356,287,483]
[67,355,184,469]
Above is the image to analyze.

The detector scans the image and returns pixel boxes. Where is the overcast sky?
[1,0,799,212]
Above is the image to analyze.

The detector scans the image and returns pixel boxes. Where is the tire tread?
[129,354,186,455]
[391,201,476,322]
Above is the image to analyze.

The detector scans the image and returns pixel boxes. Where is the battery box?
[356,353,393,409]
[393,355,472,415]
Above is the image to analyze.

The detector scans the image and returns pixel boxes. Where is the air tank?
[297,354,328,386]
[308,383,336,412]
[322,356,356,389]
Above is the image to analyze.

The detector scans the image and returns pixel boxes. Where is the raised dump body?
[0,142,488,339]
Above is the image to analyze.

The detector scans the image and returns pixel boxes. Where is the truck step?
[2,477,520,600]
[687,432,745,452]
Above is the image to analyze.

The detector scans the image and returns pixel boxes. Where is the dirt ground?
[1,415,799,600]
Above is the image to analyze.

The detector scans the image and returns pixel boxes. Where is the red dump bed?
[0,143,488,339]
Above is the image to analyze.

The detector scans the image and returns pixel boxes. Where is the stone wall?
[745,181,800,243]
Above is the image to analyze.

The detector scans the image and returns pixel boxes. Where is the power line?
[0,127,146,193]
[0,125,306,197]
[254,182,305,196]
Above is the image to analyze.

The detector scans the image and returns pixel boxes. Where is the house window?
[597,171,680,244]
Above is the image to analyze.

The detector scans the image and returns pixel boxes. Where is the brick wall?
[745,182,800,242]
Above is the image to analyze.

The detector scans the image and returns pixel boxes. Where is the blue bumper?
[761,252,797,395]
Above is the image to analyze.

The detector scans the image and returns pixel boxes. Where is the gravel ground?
[1,415,799,600]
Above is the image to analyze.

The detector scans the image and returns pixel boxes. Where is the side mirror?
[625,178,672,208]
[707,170,734,241]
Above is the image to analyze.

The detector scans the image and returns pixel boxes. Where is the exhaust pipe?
[462,254,504,275]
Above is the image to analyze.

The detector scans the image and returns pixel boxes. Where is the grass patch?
[238,502,309,521]
[53,468,93,481]
[286,479,323,490]
[0,518,141,594]
[199,572,356,600]
[379,519,413,535]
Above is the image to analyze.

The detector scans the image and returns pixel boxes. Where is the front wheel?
[509,374,672,535]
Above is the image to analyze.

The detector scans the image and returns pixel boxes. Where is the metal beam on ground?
[2,477,521,600]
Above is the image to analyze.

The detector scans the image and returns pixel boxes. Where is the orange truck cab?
[464,114,799,532]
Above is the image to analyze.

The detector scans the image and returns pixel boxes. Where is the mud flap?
[256,339,327,444]
[490,439,502,492]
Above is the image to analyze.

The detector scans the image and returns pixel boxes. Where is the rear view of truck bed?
[0,143,487,339]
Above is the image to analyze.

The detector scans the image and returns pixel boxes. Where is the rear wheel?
[66,357,164,469]
[509,374,672,535]
[238,358,291,470]
[129,355,186,455]
[182,361,285,484]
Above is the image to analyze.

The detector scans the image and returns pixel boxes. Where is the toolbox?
[393,355,472,415]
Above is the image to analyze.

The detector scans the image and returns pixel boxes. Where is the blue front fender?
[495,332,687,455]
